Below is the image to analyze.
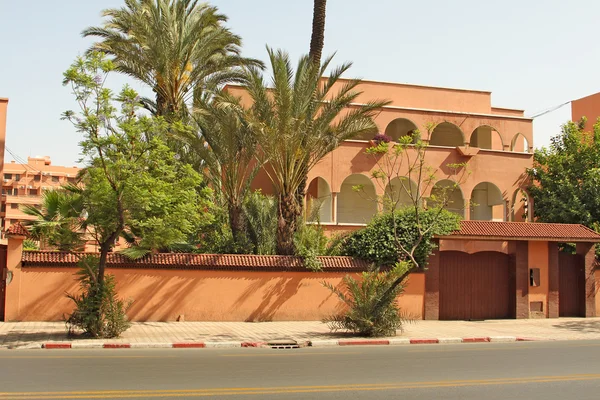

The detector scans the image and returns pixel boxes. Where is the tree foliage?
[243,47,388,254]
[82,0,262,120]
[528,119,600,231]
[341,208,461,268]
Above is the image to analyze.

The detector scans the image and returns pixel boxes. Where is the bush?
[340,208,460,268]
[65,255,131,338]
[323,262,412,337]
[244,191,278,255]
[23,239,40,251]
[294,223,328,271]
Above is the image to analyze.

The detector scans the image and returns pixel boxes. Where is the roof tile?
[21,251,370,271]
[444,221,600,242]
[6,222,30,237]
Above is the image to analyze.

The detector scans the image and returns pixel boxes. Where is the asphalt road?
[1,340,600,399]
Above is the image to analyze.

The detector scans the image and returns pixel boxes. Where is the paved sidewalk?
[2,318,600,349]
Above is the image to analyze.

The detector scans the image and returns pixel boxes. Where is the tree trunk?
[309,0,327,66]
[276,193,301,255]
[229,202,247,248]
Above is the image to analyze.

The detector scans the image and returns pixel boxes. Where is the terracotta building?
[227,79,533,236]
[1,157,79,231]
[572,91,600,130]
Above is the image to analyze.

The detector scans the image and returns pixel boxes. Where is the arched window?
[429,122,464,147]
[383,177,417,211]
[470,125,503,150]
[511,189,530,222]
[337,174,378,224]
[306,177,332,222]
[384,118,419,143]
[471,182,505,221]
[511,133,530,153]
[429,180,465,217]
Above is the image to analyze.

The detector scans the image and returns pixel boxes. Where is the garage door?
[558,252,584,317]
[439,251,511,320]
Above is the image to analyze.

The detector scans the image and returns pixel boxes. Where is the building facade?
[227,79,534,236]
[0,98,8,237]
[1,156,80,231]
[572,91,600,130]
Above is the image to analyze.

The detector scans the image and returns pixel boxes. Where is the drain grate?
[267,339,300,349]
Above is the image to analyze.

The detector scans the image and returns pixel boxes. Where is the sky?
[1,0,599,167]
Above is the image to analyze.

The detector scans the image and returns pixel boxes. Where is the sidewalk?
[2,318,600,349]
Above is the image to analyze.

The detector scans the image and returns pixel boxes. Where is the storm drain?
[267,339,300,349]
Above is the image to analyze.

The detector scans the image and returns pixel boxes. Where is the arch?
[383,177,418,211]
[470,125,504,150]
[429,122,465,147]
[337,174,378,224]
[306,177,332,222]
[510,189,531,222]
[429,179,465,217]
[470,182,506,221]
[511,133,530,153]
[384,118,419,143]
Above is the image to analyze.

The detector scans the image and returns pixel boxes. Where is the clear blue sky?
[1,0,598,166]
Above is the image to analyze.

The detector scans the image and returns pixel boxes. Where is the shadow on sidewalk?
[551,319,600,334]
[0,331,69,348]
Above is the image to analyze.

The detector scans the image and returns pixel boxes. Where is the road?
[1,340,600,399]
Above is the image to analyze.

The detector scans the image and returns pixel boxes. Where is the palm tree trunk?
[228,202,247,249]
[276,193,300,255]
[309,0,327,66]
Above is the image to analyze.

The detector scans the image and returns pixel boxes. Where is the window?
[33,175,41,182]
[29,189,39,196]
[530,268,540,287]
[15,174,20,181]
[10,203,18,209]
[52,176,59,183]
[67,177,76,183]
[3,174,11,180]
[1,205,5,212]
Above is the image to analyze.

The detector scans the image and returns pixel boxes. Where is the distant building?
[0,98,8,236]
[1,156,80,231]
[572,92,600,130]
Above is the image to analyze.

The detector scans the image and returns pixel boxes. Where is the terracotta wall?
[528,241,549,317]
[572,93,600,131]
[5,263,425,322]
[596,269,600,317]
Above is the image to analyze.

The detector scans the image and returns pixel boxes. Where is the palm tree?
[180,91,261,248]
[244,48,389,255]
[22,188,86,251]
[309,0,327,65]
[82,0,262,120]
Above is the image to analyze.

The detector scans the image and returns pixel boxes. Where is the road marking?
[0,356,176,360]
[1,374,599,398]
[220,351,361,357]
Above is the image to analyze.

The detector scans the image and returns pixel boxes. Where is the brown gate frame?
[425,221,600,320]
[0,244,7,321]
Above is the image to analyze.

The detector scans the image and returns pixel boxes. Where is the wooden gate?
[439,251,511,320]
[558,252,584,317]
[0,245,6,321]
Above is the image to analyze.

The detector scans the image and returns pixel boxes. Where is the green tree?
[82,0,262,120]
[180,91,260,249]
[528,119,600,231]
[244,48,388,255]
[22,188,86,251]
[62,52,212,287]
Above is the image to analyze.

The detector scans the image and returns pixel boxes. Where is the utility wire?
[527,101,571,119]
[5,146,44,175]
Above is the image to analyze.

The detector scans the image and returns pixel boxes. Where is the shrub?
[65,255,131,338]
[244,191,278,255]
[323,262,412,337]
[23,239,40,251]
[340,208,460,268]
[294,223,328,271]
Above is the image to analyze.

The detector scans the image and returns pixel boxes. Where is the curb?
[25,336,542,350]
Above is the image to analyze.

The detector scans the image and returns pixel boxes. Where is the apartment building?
[1,156,80,231]
[572,91,600,130]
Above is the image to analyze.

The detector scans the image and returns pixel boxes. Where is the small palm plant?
[323,262,413,337]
